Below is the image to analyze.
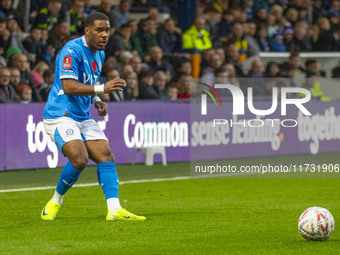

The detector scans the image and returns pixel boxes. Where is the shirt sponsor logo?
[63,56,72,68]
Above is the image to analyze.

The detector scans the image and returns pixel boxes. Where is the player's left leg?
[85,139,146,221]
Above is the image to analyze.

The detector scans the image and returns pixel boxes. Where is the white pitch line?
[0,176,192,193]
[0,170,284,194]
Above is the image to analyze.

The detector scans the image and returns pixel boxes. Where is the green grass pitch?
[1,153,340,254]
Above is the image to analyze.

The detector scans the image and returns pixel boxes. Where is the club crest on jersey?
[92,61,97,71]
[63,56,72,68]
[66,129,74,135]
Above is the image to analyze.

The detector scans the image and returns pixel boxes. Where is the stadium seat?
[132,146,167,166]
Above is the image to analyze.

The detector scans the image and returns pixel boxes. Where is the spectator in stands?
[147,46,175,82]
[283,27,294,50]
[255,24,270,52]
[32,61,50,86]
[271,4,283,21]
[254,7,268,25]
[227,23,248,61]
[243,22,260,56]
[9,66,20,91]
[62,0,85,36]
[214,65,229,84]
[215,48,225,63]
[84,0,95,16]
[298,7,308,23]
[0,17,9,57]
[23,27,43,65]
[314,17,337,51]
[177,74,193,99]
[148,18,158,36]
[167,85,177,101]
[302,71,330,101]
[288,22,312,52]
[0,66,19,103]
[157,18,182,55]
[127,19,137,34]
[11,53,42,102]
[102,68,122,102]
[177,58,192,76]
[267,14,277,39]
[201,52,223,85]
[200,48,214,70]
[138,70,159,100]
[0,0,16,19]
[17,84,32,103]
[130,18,158,60]
[281,52,303,76]
[270,34,286,52]
[244,0,254,20]
[329,13,339,32]
[105,23,132,58]
[244,59,267,96]
[225,64,239,87]
[217,10,234,47]
[109,0,131,29]
[175,57,192,82]
[30,0,50,14]
[153,70,170,101]
[248,59,264,78]
[7,16,28,56]
[328,0,340,16]
[182,16,212,51]
[60,0,72,15]
[147,8,161,29]
[230,5,242,21]
[35,0,62,31]
[313,0,328,23]
[305,59,325,77]
[123,71,138,101]
[203,8,221,47]
[285,8,299,28]
[129,55,143,75]
[38,68,54,101]
[264,61,280,77]
[40,29,50,61]
[47,19,69,55]
[119,51,133,67]
[225,44,244,78]
[332,60,340,77]
[97,0,111,18]
[101,56,117,77]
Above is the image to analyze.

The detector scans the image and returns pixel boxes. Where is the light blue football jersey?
[43,36,105,121]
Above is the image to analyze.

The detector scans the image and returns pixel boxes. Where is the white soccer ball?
[298,207,335,241]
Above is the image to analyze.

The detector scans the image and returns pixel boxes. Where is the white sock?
[51,190,64,205]
[107,197,122,212]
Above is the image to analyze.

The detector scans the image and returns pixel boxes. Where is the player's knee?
[71,156,88,170]
[103,150,115,162]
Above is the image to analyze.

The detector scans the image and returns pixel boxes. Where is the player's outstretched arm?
[62,78,126,96]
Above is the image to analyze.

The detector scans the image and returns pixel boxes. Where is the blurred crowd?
[0,0,339,104]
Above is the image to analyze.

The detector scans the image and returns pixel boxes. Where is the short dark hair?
[43,69,54,80]
[305,59,318,68]
[120,23,130,30]
[85,12,109,28]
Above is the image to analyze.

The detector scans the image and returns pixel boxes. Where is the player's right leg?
[41,118,89,220]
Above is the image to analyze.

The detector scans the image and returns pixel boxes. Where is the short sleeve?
[58,45,81,81]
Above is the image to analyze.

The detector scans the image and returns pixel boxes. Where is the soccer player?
[41,12,146,221]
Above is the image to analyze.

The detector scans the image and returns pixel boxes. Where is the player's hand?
[104,78,126,93]
[95,101,108,116]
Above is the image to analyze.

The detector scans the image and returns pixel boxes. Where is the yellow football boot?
[41,200,60,220]
[106,208,146,221]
